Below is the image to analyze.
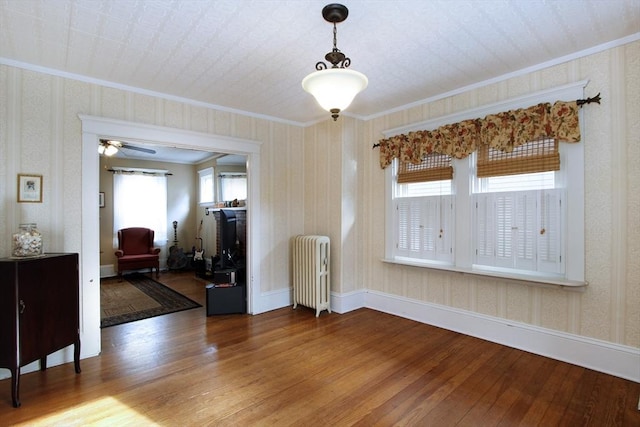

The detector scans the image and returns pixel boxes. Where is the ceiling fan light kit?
[302,3,368,121]
[98,139,156,157]
[98,140,120,156]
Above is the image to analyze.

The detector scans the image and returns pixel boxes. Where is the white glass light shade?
[302,68,368,113]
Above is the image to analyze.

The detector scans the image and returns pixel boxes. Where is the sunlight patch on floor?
[13,396,158,426]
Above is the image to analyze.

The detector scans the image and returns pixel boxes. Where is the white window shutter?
[537,189,564,274]
[409,200,422,253]
[474,189,565,275]
[397,198,424,256]
[475,193,496,266]
[495,193,514,268]
[396,196,453,262]
[422,198,438,254]
[436,196,454,262]
[514,192,536,270]
[397,199,410,255]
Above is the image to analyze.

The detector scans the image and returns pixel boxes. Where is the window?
[393,154,454,263]
[476,171,555,193]
[219,172,247,202]
[198,167,214,204]
[396,153,453,197]
[472,138,564,276]
[476,138,559,179]
[113,170,168,247]
[384,83,585,284]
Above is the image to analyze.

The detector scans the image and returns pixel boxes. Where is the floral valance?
[377,100,581,169]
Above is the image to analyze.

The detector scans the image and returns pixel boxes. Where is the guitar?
[168,220,188,270]
[194,219,205,261]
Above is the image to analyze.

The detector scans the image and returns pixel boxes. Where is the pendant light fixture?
[302,3,368,121]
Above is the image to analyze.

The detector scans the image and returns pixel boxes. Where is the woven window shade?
[398,153,453,183]
[477,138,560,178]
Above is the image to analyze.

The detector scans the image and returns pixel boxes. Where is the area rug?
[101,274,201,328]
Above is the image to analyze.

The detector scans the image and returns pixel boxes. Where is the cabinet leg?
[74,338,81,373]
[10,367,21,408]
[40,356,47,371]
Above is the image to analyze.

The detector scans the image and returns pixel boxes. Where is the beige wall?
[1,39,638,351]
[301,117,362,295]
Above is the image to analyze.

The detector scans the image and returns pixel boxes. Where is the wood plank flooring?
[1,271,639,426]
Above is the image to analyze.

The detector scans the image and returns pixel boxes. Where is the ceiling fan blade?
[120,143,156,154]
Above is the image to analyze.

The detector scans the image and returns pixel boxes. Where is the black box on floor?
[206,283,245,315]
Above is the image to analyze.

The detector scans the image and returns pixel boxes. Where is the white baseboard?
[364,290,640,383]
[252,287,291,315]
[252,287,366,316]
[7,285,633,383]
[253,288,367,316]
[100,264,116,278]
[331,289,366,314]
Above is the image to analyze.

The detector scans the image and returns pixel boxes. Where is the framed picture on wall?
[17,174,43,203]
[99,192,105,208]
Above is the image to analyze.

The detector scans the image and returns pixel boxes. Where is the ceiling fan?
[98,139,156,156]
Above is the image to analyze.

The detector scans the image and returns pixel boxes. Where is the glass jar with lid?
[12,223,43,257]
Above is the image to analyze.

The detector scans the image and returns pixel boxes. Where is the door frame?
[80,115,262,359]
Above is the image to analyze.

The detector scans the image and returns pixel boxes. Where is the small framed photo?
[17,174,43,203]
[99,192,105,208]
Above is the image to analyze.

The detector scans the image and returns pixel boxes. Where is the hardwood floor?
[1,271,639,426]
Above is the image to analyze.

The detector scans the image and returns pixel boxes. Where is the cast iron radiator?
[292,235,331,317]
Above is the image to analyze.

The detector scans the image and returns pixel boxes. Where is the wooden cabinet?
[0,253,81,408]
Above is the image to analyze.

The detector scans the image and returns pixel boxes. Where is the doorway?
[99,149,246,277]
[80,115,262,360]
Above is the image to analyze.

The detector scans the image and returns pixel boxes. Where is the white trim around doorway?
[79,115,262,359]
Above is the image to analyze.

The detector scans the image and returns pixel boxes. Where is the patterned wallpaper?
[1,40,638,350]
[0,65,305,299]
[342,41,639,347]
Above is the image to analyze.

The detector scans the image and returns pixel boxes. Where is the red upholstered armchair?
[115,227,161,279]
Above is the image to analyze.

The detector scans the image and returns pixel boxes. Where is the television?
[218,209,237,269]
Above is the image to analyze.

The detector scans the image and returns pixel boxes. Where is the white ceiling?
[1,0,639,160]
[104,139,246,165]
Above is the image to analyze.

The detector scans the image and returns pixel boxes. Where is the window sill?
[381,258,588,290]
